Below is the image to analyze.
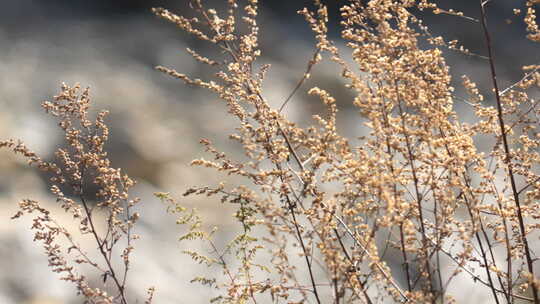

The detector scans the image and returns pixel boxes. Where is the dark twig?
[479,2,539,303]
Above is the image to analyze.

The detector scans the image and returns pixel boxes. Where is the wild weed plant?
[2,0,540,303]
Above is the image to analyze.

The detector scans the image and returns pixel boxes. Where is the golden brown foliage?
[3,0,540,303]
[153,1,540,303]
[2,84,152,304]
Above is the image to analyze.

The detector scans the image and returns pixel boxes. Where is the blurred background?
[0,1,537,303]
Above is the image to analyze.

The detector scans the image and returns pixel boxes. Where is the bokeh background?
[0,1,538,303]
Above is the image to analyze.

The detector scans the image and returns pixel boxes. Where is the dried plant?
[2,84,152,304]
[3,0,540,303]
[152,0,540,303]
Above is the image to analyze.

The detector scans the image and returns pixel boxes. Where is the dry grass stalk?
[2,84,153,304]
[152,1,540,303]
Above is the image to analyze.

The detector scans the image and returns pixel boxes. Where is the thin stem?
[396,95,435,301]
[78,166,128,304]
[80,195,128,304]
[334,229,374,304]
[287,196,322,304]
[279,49,321,113]
[479,2,539,303]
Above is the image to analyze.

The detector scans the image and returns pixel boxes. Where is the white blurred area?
[0,1,538,303]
